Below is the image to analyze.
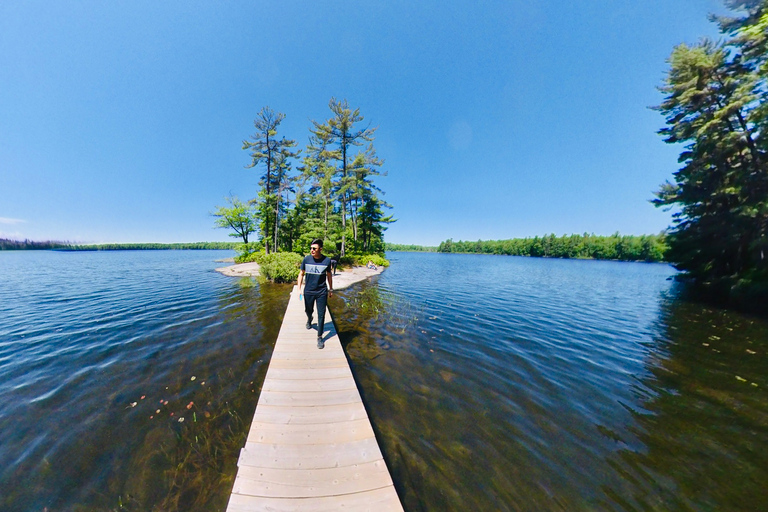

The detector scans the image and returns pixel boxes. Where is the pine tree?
[349,143,391,250]
[310,99,377,256]
[242,107,299,253]
[654,1,768,297]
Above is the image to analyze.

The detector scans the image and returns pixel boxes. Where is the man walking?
[297,238,333,349]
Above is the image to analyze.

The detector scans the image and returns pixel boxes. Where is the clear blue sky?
[1,1,729,245]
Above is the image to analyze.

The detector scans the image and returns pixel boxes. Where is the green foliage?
[225,99,393,260]
[243,106,300,254]
[338,252,390,268]
[1,238,237,251]
[1,238,72,250]
[234,243,264,263]
[386,243,438,252]
[437,234,668,262]
[56,242,237,251]
[256,252,303,283]
[365,254,389,267]
[653,1,768,306]
[306,98,393,255]
[212,196,258,244]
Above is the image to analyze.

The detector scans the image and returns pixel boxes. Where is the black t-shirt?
[301,255,332,294]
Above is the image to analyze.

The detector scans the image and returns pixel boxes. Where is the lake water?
[1,250,766,511]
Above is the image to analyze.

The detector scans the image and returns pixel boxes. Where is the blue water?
[336,252,768,511]
[0,249,289,511]
[2,250,767,511]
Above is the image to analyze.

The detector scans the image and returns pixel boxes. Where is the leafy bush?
[338,252,390,268]
[365,254,389,268]
[234,243,264,263]
[258,252,303,283]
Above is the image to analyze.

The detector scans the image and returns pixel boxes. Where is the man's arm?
[326,269,333,296]
[297,269,304,293]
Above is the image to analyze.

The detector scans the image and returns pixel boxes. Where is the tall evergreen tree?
[349,144,386,244]
[654,1,768,298]
[303,127,341,243]
[357,189,394,253]
[271,151,296,253]
[349,144,393,252]
[718,1,768,267]
[242,107,299,253]
[310,98,377,256]
[225,101,391,258]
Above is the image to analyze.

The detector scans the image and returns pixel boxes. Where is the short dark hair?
[310,238,324,248]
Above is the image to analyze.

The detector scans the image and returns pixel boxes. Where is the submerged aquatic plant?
[335,283,422,363]
[107,369,261,511]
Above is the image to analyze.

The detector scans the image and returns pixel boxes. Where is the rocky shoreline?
[214,261,384,289]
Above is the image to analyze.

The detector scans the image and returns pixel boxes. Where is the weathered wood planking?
[226,286,403,512]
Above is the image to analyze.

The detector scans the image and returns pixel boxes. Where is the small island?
[215,259,384,290]
[210,99,392,285]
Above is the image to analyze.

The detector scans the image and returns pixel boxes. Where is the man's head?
[310,238,323,256]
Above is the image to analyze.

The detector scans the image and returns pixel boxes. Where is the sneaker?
[306,317,312,329]
[317,336,324,349]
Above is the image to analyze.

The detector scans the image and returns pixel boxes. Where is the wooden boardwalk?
[226,286,404,512]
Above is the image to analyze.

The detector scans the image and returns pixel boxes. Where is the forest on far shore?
[0,240,236,251]
[435,233,667,262]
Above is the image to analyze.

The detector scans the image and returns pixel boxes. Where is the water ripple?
[0,249,275,510]
[335,253,768,511]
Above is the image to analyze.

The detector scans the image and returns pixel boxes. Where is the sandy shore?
[215,261,261,277]
[215,261,384,289]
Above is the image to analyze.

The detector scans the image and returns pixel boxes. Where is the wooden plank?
[250,403,370,425]
[238,437,384,470]
[227,486,403,512]
[272,330,338,338]
[278,324,338,331]
[228,285,403,511]
[270,342,339,350]
[231,460,393,498]
[246,418,375,444]
[261,377,358,393]
[264,367,353,381]
[270,349,346,361]
[267,358,350,369]
[256,389,362,407]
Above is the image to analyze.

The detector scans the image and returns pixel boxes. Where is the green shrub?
[338,252,389,268]
[364,254,389,267]
[235,252,259,264]
[258,252,303,283]
[234,243,264,263]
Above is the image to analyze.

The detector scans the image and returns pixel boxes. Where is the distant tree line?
[385,243,438,252]
[213,99,393,259]
[62,242,237,251]
[653,0,768,308]
[1,239,237,251]
[437,234,668,262]
[0,239,71,250]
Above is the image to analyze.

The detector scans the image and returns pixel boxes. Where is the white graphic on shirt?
[304,263,329,275]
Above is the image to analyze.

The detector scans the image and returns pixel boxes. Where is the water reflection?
[335,283,420,358]
[332,256,768,512]
[0,252,290,512]
[4,251,766,511]
[600,293,768,511]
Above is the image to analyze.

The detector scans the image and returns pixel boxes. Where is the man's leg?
[304,292,314,328]
[315,292,328,338]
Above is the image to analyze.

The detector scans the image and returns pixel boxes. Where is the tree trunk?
[324,193,329,238]
[264,134,271,255]
[351,195,358,243]
[341,143,347,256]
[274,189,280,253]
